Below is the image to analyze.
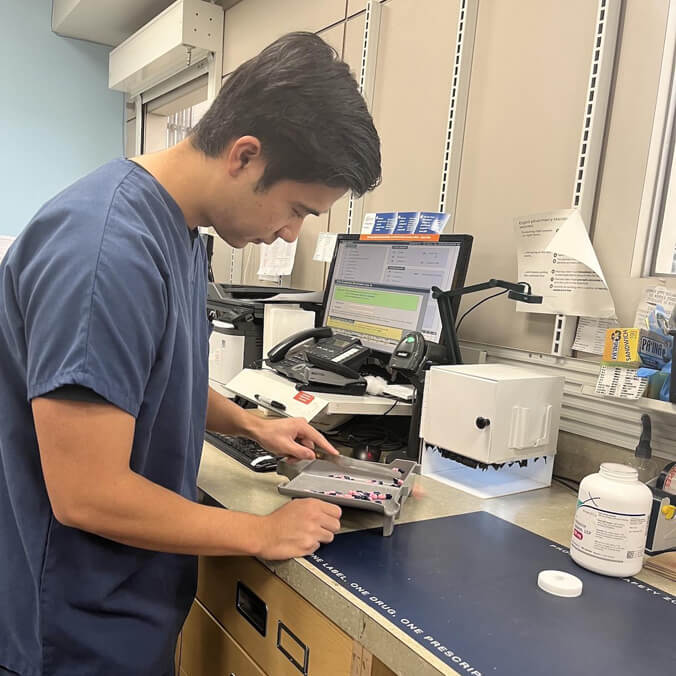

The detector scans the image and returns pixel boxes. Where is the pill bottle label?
[571,503,648,564]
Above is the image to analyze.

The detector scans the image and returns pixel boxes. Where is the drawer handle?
[277,621,309,675]
[235,581,267,636]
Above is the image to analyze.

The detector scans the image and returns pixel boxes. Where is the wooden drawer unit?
[197,556,355,676]
[181,599,266,676]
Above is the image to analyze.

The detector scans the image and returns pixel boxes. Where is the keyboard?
[205,431,278,472]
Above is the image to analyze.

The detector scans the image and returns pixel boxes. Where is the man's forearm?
[205,386,262,438]
[62,468,265,557]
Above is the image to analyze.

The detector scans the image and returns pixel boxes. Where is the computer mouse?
[352,444,381,462]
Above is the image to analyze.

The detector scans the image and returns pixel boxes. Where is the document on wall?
[515,209,616,318]
[0,236,15,263]
[633,284,676,328]
[257,238,298,278]
[595,364,648,400]
[312,232,338,262]
[572,317,619,354]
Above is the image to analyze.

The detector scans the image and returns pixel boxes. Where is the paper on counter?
[312,232,338,262]
[634,285,676,328]
[595,365,648,400]
[515,209,616,318]
[257,238,298,278]
[226,368,328,420]
[572,317,619,354]
[0,236,15,263]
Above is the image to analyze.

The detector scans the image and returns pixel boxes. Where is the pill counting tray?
[276,457,420,536]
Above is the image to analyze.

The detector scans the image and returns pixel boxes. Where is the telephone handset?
[267,327,369,371]
[267,326,333,362]
[266,327,370,394]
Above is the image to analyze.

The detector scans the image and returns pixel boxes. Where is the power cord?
[325,412,408,454]
[455,290,508,332]
[553,475,580,493]
[380,399,400,417]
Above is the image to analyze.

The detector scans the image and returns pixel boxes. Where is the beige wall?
[222,0,346,75]
[214,0,676,349]
[363,0,460,215]
[592,1,671,327]
[454,0,599,352]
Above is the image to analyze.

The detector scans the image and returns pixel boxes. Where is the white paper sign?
[595,365,648,400]
[257,238,298,278]
[312,232,338,262]
[572,317,619,354]
[515,209,616,318]
[633,285,676,329]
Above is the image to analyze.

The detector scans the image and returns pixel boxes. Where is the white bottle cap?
[537,570,583,597]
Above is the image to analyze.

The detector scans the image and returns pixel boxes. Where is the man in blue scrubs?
[0,33,380,675]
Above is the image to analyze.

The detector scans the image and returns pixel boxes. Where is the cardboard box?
[601,328,670,369]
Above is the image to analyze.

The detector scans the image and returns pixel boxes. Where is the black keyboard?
[205,431,278,472]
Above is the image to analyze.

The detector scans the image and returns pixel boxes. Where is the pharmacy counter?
[190,442,676,676]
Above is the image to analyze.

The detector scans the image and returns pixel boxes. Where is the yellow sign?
[327,317,403,341]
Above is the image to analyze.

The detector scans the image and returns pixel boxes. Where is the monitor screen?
[322,235,472,354]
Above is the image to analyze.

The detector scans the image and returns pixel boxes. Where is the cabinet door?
[181,599,267,676]
[197,556,354,675]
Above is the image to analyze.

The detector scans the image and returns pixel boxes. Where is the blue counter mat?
[305,512,676,675]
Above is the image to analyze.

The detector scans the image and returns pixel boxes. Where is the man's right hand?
[258,499,342,560]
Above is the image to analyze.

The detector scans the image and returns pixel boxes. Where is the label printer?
[207,284,321,397]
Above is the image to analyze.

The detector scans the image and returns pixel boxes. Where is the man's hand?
[257,499,341,559]
[251,417,339,460]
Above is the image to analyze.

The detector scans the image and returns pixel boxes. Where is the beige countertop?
[197,442,676,676]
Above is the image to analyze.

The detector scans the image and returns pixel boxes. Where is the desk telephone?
[266,327,370,394]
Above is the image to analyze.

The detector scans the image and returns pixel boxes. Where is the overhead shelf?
[108,0,223,96]
[52,0,176,47]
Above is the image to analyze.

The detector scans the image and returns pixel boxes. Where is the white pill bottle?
[570,463,653,577]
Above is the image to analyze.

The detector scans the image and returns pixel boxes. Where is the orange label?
[294,391,315,404]
[358,233,440,242]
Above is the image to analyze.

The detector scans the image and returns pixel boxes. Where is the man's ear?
[227,136,262,176]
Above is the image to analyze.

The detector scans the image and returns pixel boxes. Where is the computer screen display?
[322,235,472,354]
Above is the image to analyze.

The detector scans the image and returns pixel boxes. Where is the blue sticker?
[371,212,397,234]
[393,212,419,234]
[415,212,450,234]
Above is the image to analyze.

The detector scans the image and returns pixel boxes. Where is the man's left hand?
[251,417,339,461]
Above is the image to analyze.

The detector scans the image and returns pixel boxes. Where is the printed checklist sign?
[515,209,616,318]
[306,512,675,675]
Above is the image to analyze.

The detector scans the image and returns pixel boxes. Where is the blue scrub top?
[0,159,210,675]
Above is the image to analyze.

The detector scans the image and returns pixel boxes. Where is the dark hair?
[190,32,381,196]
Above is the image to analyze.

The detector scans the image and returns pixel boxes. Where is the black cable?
[325,407,407,453]
[553,474,580,485]
[455,290,508,332]
[380,399,400,417]
[553,476,580,493]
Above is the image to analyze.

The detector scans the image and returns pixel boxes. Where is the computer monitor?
[321,234,473,355]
